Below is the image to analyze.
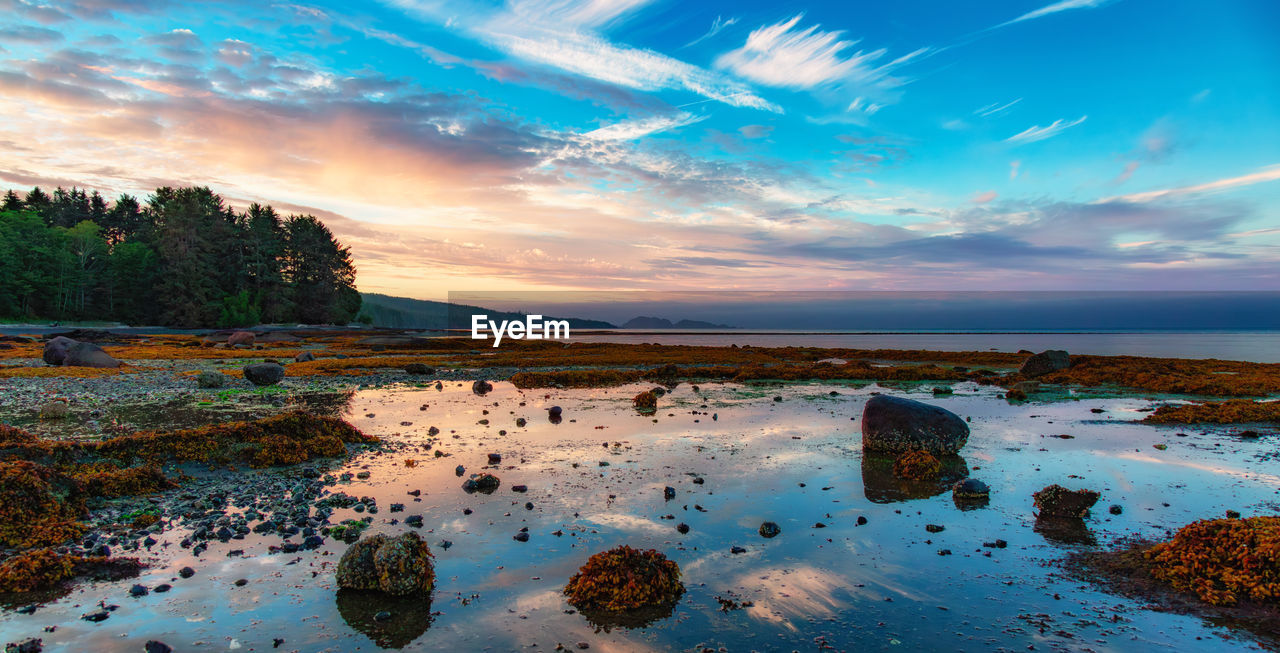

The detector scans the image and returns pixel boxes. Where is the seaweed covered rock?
[94,412,377,468]
[336,532,435,596]
[1144,516,1280,606]
[294,351,315,363]
[404,363,434,375]
[861,395,969,456]
[72,465,174,498]
[0,461,86,548]
[563,545,684,613]
[633,390,658,413]
[892,450,942,480]
[1019,350,1070,378]
[1033,484,1099,518]
[952,478,990,500]
[472,379,493,395]
[243,362,284,386]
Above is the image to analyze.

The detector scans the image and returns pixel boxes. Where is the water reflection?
[861,454,969,503]
[334,589,435,649]
[578,600,680,633]
[1033,516,1098,546]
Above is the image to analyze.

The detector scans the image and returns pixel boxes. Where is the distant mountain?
[621,316,736,329]
[359,293,615,330]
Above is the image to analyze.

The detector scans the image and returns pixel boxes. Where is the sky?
[1,0,1278,299]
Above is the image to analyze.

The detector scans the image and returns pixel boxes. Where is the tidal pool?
[2,381,1277,652]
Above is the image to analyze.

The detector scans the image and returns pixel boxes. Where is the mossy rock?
[336,532,435,596]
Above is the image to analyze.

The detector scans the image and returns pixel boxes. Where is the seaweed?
[563,545,684,614]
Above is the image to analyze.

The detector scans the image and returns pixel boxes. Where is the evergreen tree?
[23,187,52,219]
[282,214,360,324]
[1,190,22,211]
[104,194,145,245]
[150,186,226,326]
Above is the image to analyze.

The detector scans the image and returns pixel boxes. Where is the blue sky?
[1,0,1277,297]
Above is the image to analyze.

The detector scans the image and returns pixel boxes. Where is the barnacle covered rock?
[563,545,684,614]
[1033,484,1100,518]
[632,390,658,413]
[336,532,435,596]
[461,473,501,494]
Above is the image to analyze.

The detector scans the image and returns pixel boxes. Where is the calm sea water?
[568,330,1280,363]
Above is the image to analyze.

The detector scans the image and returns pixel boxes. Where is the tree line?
[0,185,361,327]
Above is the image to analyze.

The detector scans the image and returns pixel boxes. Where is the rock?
[1018,350,1070,377]
[129,583,148,597]
[38,401,69,420]
[178,566,195,578]
[1033,484,1100,518]
[472,379,493,395]
[227,331,256,346]
[81,609,109,622]
[374,610,392,622]
[461,473,500,494]
[547,406,562,418]
[925,524,944,533]
[677,523,689,534]
[336,532,435,595]
[243,363,285,386]
[513,532,529,542]
[663,486,676,500]
[952,478,990,500]
[404,363,434,375]
[294,351,315,363]
[62,341,121,368]
[511,484,528,493]
[455,465,465,476]
[487,453,502,464]
[144,641,172,653]
[196,371,226,389]
[730,546,747,554]
[1109,504,1123,515]
[758,522,781,538]
[861,395,969,456]
[5,638,42,653]
[515,417,527,427]
[42,336,77,365]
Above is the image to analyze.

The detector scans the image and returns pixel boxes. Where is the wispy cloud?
[991,0,1113,31]
[1005,115,1087,144]
[582,112,707,141]
[975,98,1021,117]
[1098,164,1280,204]
[0,24,64,43]
[715,15,891,90]
[685,14,738,48]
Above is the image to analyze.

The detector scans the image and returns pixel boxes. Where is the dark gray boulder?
[294,351,315,363]
[861,395,969,455]
[243,363,285,386]
[62,341,122,368]
[1018,350,1070,377]
[42,336,77,365]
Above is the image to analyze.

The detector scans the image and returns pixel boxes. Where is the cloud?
[991,0,1113,30]
[738,124,773,139]
[582,112,707,141]
[2,0,72,24]
[715,15,892,90]
[975,98,1021,117]
[1112,160,1140,184]
[216,39,255,67]
[480,22,779,111]
[1098,165,1280,204]
[971,190,997,204]
[0,24,65,43]
[685,14,738,48]
[1005,115,1087,144]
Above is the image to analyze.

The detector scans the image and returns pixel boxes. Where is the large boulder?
[243,363,285,386]
[1018,350,1070,377]
[861,395,969,456]
[42,336,77,365]
[336,532,435,596]
[294,351,315,363]
[62,341,122,368]
[1033,484,1099,518]
[227,331,256,346]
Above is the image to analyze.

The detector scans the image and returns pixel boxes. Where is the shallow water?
[2,381,1278,652]
[570,330,1280,363]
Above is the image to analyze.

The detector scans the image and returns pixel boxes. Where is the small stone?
[730,546,747,554]
[513,532,530,542]
[488,453,502,463]
[676,523,690,534]
[128,584,148,597]
[178,566,195,579]
[1109,504,1123,515]
[234,578,248,587]
[856,516,868,526]
[374,611,392,622]
[758,522,781,538]
[144,642,173,653]
[925,524,944,533]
